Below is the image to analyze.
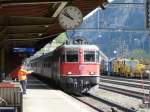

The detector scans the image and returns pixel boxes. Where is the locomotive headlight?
[90,72,95,75]
[67,72,72,75]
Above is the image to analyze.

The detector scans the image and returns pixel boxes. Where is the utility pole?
[145,0,150,29]
[149,71,150,108]
[148,37,150,54]
[145,0,150,108]
[145,70,150,108]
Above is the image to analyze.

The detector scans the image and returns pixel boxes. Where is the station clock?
[58,6,83,30]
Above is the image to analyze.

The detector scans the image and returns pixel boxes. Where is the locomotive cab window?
[84,51,95,62]
[66,51,78,62]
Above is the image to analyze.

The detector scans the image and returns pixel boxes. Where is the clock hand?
[63,10,74,20]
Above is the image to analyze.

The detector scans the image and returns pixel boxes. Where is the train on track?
[28,42,101,94]
[108,58,148,78]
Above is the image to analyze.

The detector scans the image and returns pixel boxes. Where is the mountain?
[67,0,149,58]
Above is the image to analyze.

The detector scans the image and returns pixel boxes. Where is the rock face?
[68,0,149,58]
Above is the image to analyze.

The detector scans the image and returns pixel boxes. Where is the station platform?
[23,89,96,112]
[22,76,97,112]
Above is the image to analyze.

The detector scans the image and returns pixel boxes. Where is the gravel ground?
[95,89,143,111]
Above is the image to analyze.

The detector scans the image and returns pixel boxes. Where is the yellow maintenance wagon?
[111,58,147,78]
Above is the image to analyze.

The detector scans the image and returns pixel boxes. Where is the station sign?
[13,48,35,53]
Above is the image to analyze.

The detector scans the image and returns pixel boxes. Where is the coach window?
[66,51,78,62]
[84,51,95,62]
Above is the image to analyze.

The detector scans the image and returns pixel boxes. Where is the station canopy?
[0,0,110,53]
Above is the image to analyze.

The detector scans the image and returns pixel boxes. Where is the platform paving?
[23,89,97,112]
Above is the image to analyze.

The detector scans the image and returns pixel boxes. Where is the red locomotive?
[29,42,100,94]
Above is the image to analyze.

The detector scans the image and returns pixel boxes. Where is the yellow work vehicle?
[111,58,147,78]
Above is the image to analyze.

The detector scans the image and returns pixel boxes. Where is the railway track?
[99,84,149,99]
[89,93,137,112]
[72,93,137,112]
[100,77,150,89]
[101,76,150,84]
[99,75,150,100]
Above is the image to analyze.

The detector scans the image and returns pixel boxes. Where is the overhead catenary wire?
[67,27,148,32]
[109,3,144,5]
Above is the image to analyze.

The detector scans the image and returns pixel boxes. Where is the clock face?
[58,6,83,30]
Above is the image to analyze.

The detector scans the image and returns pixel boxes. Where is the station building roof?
[0,0,109,53]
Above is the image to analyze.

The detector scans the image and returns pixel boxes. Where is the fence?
[0,82,22,112]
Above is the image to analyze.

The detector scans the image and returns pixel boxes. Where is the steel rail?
[100,78,150,89]
[88,93,137,112]
[71,95,105,112]
[72,93,137,112]
[99,84,149,100]
[101,76,150,84]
